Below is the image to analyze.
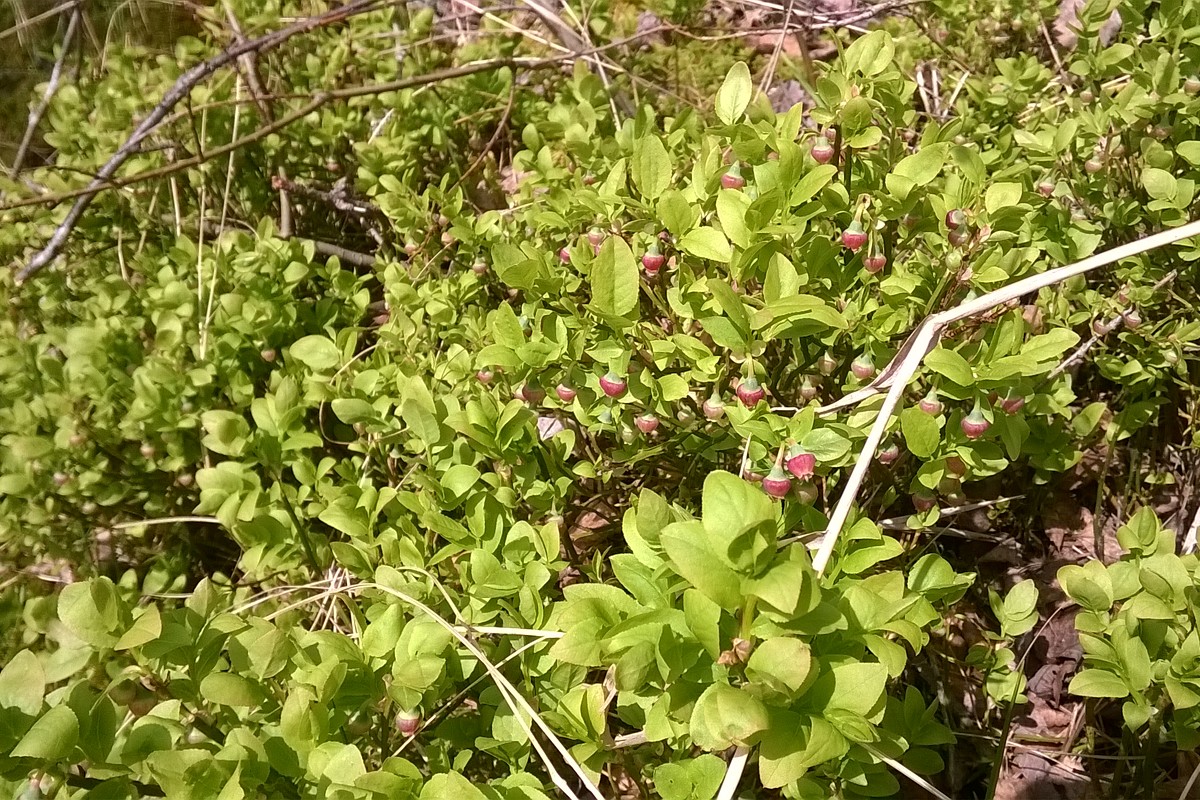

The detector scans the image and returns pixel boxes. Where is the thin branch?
[10,4,81,176]
[11,29,658,283]
[0,0,77,42]
[14,0,388,281]
[1046,270,1177,380]
[809,219,1200,576]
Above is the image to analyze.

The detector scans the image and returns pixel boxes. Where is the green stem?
[739,596,757,641]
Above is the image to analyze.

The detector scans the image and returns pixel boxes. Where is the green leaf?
[290,335,340,372]
[715,62,752,125]
[0,649,45,716]
[199,673,262,707]
[747,637,814,696]
[900,407,940,459]
[590,236,640,317]
[886,144,948,200]
[689,682,769,750]
[799,428,850,462]
[11,705,78,759]
[702,471,775,542]
[1069,668,1129,698]
[58,578,121,649]
[653,755,726,800]
[1142,167,1177,201]
[362,604,405,658]
[758,711,847,789]
[632,136,672,201]
[716,189,751,249]
[791,164,837,205]
[422,771,488,800]
[658,190,698,237]
[807,662,888,719]
[844,29,894,76]
[840,96,873,136]
[115,606,161,651]
[399,376,440,444]
[680,227,733,263]
[985,182,1023,214]
[331,398,377,425]
[661,521,743,609]
[924,347,974,386]
[1178,141,1200,166]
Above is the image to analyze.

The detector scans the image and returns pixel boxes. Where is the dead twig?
[11,29,658,284]
[15,0,386,282]
[1046,270,1177,380]
[10,4,81,177]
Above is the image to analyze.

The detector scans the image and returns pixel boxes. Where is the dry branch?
[10,26,657,283]
[10,5,81,176]
[14,0,388,282]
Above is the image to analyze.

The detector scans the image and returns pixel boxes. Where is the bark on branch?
[15,0,387,282]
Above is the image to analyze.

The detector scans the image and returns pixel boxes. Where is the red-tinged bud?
[864,253,887,273]
[635,414,659,434]
[943,455,967,479]
[642,244,665,275]
[850,354,876,381]
[1037,180,1055,197]
[1122,309,1142,329]
[520,382,545,405]
[999,392,1025,414]
[811,135,835,164]
[842,220,868,252]
[919,389,942,415]
[817,352,838,376]
[476,369,494,385]
[912,490,938,513]
[703,393,726,420]
[558,247,571,264]
[762,466,792,498]
[785,446,816,480]
[587,228,605,247]
[600,371,627,398]
[877,442,901,464]
[472,260,488,276]
[961,407,990,439]
[395,711,421,737]
[948,227,971,247]
[736,376,765,408]
[556,383,576,403]
[721,164,745,190]
[945,208,966,229]
[799,375,820,401]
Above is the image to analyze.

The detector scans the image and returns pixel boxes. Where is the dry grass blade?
[359,582,605,800]
[810,218,1200,575]
[862,742,955,800]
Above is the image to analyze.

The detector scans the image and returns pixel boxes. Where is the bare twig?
[758,0,796,92]
[809,219,1200,576]
[1046,270,1177,380]
[12,31,657,283]
[10,5,81,176]
[15,0,386,281]
[222,0,292,238]
[0,0,76,42]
